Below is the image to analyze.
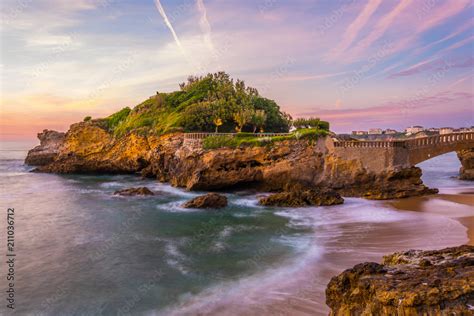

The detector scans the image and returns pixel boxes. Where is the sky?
[1,0,473,140]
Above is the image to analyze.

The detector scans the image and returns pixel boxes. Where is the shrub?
[83,116,92,122]
[106,107,131,131]
[235,132,255,138]
[203,135,237,149]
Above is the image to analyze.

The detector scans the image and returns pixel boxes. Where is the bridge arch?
[333,132,474,173]
[406,132,474,166]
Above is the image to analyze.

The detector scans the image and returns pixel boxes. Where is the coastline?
[164,196,470,315]
[389,189,474,245]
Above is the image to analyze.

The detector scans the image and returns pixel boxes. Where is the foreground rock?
[182,193,228,209]
[326,245,474,316]
[259,184,344,207]
[25,130,65,166]
[114,187,155,196]
[458,149,474,180]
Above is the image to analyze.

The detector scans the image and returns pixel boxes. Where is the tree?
[213,117,223,133]
[252,110,267,133]
[233,109,253,132]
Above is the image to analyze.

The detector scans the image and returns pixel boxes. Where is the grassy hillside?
[99,72,294,137]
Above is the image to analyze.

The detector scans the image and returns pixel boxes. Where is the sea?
[0,141,472,315]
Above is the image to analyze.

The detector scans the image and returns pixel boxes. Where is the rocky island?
[26,72,473,203]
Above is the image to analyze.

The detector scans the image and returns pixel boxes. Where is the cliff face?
[141,137,435,199]
[326,245,474,316]
[26,123,436,199]
[458,149,474,180]
[25,129,65,166]
[31,121,159,174]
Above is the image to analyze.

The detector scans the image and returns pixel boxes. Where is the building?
[352,131,368,135]
[368,128,383,135]
[427,127,440,133]
[405,126,424,135]
[439,127,454,135]
[384,129,398,135]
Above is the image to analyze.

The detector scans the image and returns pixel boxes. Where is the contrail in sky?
[154,0,198,69]
[196,0,216,56]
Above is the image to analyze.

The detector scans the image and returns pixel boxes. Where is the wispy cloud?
[154,0,198,69]
[414,19,473,55]
[327,0,382,60]
[196,0,216,56]
[282,71,350,82]
[350,0,413,57]
[388,56,473,78]
[297,90,473,131]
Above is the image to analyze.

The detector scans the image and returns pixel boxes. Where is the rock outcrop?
[182,193,228,209]
[458,149,474,180]
[25,121,439,200]
[259,184,344,207]
[34,120,158,174]
[326,245,474,316]
[25,130,65,166]
[113,187,155,196]
[332,165,439,200]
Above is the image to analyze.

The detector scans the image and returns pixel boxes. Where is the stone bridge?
[333,132,474,173]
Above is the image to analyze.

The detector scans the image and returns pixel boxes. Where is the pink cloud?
[327,0,382,60]
[350,0,413,57]
[296,90,473,132]
[388,56,474,78]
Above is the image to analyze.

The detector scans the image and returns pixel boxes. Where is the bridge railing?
[333,140,405,148]
[404,132,474,148]
[334,132,474,148]
[184,132,291,140]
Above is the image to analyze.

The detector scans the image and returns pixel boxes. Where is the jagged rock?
[25,130,65,166]
[36,120,155,174]
[182,193,228,209]
[28,120,439,200]
[113,187,155,196]
[326,245,474,316]
[458,149,474,180]
[259,184,344,207]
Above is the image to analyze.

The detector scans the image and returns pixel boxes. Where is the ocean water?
[0,143,472,315]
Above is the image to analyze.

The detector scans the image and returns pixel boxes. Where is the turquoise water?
[0,144,313,315]
[0,144,471,315]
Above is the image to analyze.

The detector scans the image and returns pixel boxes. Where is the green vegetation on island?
[99,72,292,136]
[202,128,329,150]
[88,72,329,139]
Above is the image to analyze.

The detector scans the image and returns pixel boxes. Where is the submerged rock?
[114,187,155,196]
[458,149,474,180]
[25,130,65,166]
[182,193,228,209]
[259,184,344,207]
[326,245,474,316]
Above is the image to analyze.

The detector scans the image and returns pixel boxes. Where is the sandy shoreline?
[389,191,474,245]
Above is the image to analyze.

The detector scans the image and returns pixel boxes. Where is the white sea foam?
[164,241,189,275]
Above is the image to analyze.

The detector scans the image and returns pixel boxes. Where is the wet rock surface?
[182,193,228,209]
[113,187,155,196]
[326,245,474,316]
[259,184,344,207]
[458,149,474,180]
